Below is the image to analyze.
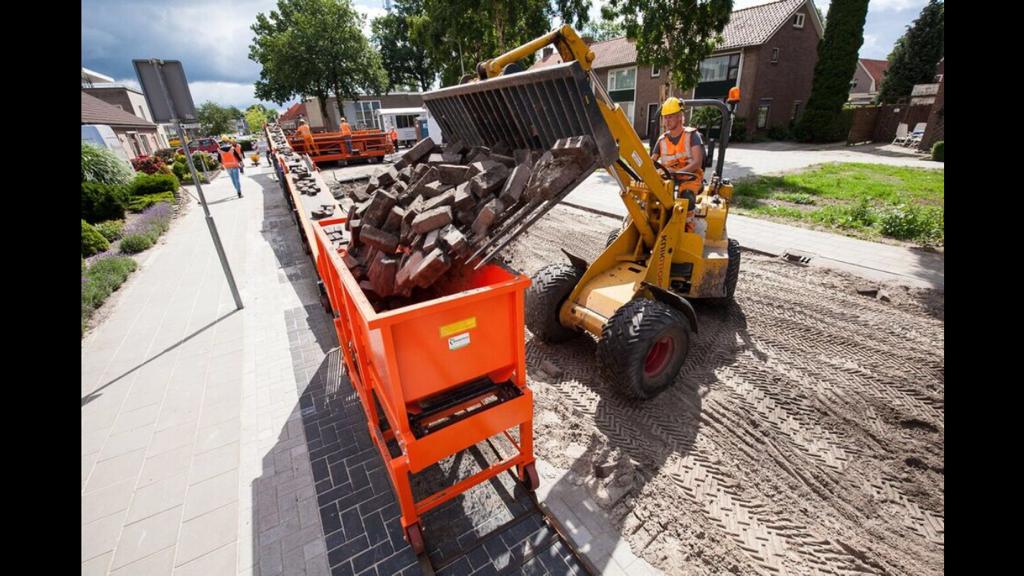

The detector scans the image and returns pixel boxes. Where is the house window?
[354,100,381,129]
[771,48,780,64]
[757,104,770,129]
[395,114,419,129]
[651,66,661,78]
[794,13,805,28]
[607,67,637,124]
[699,54,740,82]
[791,100,802,121]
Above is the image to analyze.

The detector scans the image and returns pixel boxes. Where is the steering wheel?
[653,160,699,183]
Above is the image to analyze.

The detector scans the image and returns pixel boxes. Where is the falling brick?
[499,163,532,206]
[427,153,445,165]
[383,206,405,232]
[470,164,510,198]
[442,140,465,163]
[471,198,504,238]
[360,225,399,253]
[363,191,397,228]
[422,188,456,212]
[453,182,475,212]
[411,248,451,288]
[411,206,453,235]
[401,137,435,165]
[398,166,413,183]
[437,164,471,185]
[524,150,590,203]
[424,229,440,252]
[370,167,398,189]
[439,225,468,258]
[420,181,452,199]
[395,250,426,293]
[349,219,362,247]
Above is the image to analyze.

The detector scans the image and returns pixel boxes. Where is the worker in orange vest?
[229,137,245,174]
[389,127,399,151]
[296,119,318,155]
[339,117,354,154]
[651,97,705,232]
[218,137,245,198]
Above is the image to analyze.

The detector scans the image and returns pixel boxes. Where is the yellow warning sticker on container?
[439,317,476,338]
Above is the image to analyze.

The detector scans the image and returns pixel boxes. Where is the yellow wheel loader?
[421,25,741,400]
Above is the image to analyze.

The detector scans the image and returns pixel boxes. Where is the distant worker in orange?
[218,136,246,198]
[389,127,399,151]
[296,118,318,155]
[339,117,353,154]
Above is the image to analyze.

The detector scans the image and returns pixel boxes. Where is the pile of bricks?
[339,135,595,307]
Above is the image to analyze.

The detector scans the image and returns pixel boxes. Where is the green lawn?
[732,163,944,245]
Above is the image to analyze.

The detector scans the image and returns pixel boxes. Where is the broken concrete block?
[412,248,451,288]
[437,164,471,185]
[363,191,397,228]
[470,164,510,198]
[453,182,475,211]
[383,205,405,232]
[370,167,398,189]
[420,181,452,199]
[524,150,589,203]
[471,198,504,237]
[395,250,426,292]
[411,206,453,235]
[550,135,597,163]
[442,140,465,163]
[439,225,468,258]
[408,166,440,196]
[499,163,532,206]
[401,137,435,165]
[426,153,444,165]
[424,229,440,252]
[422,188,456,212]
[360,225,399,253]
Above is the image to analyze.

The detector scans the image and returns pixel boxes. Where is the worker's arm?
[681,132,705,174]
[650,135,662,162]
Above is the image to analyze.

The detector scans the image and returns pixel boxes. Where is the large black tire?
[526,263,583,343]
[605,229,620,248]
[598,299,692,400]
[709,239,741,305]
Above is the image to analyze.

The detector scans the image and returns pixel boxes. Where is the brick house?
[82,67,170,147]
[81,92,162,158]
[531,0,824,138]
[849,58,889,104]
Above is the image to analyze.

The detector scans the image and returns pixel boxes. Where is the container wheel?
[525,263,583,343]
[405,523,425,555]
[598,298,692,399]
[522,463,540,492]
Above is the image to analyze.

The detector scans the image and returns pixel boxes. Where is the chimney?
[542,46,554,59]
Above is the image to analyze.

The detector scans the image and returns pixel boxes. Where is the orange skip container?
[312,217,536,554]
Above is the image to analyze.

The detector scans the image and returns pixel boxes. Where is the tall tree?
[877,0,944,104]
[794,0,870,142]
[371,0,437,92]
[245,104,270,133]
[601,0,732,91]
[250,0,388,122]
[582,16,625,41]
[409,0,591,87]
[196,102,237,136]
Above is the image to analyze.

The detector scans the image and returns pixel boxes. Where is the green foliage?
[154,147,178,162]
[602,0,732,91]
[409,0,591,87]
[688,107,722,131]
[244,104,270,134]
[795,0,870,142]
[81,182,130,223]
[371,0,437,92]
[129,192,177,213]
[129,173,180,197]
[82,143,134,185]
[767,125,791,141]
[94,220,125,242]
[730,116,747,143]
[119,234,155,254]
[878,0,944,104]
[878,203,943,244]
[82,220,110,257]
[197,102,238,136]
[82,255,138,333]
[582,15,625,41]
[931,140,944,162]
[774,193,815,205]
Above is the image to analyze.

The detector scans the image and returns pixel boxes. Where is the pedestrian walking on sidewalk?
[218,137,245,198]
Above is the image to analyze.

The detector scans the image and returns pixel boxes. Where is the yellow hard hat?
[661,97,683,117]
[220,135,231,143]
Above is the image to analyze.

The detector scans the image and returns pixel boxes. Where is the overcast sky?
[82,0,930,113]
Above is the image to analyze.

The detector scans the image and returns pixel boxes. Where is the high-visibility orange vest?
[340,122,352,136]
[296,124,311,137]
[219,148,240,169]
[390,129,398,142]
[657,127,702,180]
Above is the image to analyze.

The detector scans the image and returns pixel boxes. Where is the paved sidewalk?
[563,174,944,290]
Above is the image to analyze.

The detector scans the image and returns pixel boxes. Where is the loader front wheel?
[709,239,741,305]
[526,263,583,343]
[605,228,620,248]
[598,299,691,400]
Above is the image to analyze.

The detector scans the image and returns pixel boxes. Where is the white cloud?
[357,5,387,36]
[869,0,926,13]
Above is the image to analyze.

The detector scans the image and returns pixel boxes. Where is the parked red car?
[175,137,220,155]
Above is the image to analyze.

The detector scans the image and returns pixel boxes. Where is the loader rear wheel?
[526,263,583,343]
[605,228,620,248]
[598,299,691,400]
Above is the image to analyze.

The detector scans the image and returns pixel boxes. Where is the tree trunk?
[316,93,328,128]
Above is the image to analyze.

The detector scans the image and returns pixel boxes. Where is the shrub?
[82,255,137,333]
[689,107,722,131]
[878,203,943,243]
[131,155,168,175]
[194,151,220,171]
[126,201,174,239]
[119,234,155,254]
[931,140,944,162]
[810,198,876,229]
[129,173,180,197]
[82,143,134,185]
[94,220,125,242]
[129,192,177,212]
[729,116,747,143]
[81,181,130,223]
[153,147,178,163]
[82,220,110,256]
[767,125,791,141]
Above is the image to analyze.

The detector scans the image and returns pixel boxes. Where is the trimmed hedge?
[82,220,110,256]
[129,192,176,213]
[931,141,944,162]
[94,220,125,242]
[129,173,180,197]
[82,182,130,223]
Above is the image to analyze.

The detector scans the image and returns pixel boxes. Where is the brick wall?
[749,6,819,132]
[919,75,944,150]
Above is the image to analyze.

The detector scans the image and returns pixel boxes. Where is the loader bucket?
[422,62,618,266]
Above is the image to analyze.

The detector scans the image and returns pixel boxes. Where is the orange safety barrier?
[311,217,536,554]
